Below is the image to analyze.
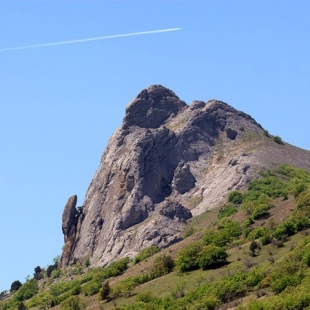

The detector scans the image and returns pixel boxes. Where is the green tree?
[33,266,43,280]
[111,278,136,298]
[99,281,111,300]
[176,241,204,272]
[228,191,243,204]
[10,280,22,292]
[199,245,228,270]
[151,255,175,277]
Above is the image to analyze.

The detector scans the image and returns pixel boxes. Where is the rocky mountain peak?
[123,85,187,128]
[60,85,310,269]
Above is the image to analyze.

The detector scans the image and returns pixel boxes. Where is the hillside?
[2,85,310,310]
[1,164,310,309]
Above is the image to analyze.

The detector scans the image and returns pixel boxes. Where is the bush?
[273,135,283,144]
[199,245,228,270]
[135,291,154,303]
[218,218,242,238]
[10,280,22,292]
[103,257,130,278]
[99,281,111,301]
[302,247,310,266]
[27,291,54,309]
[110,278,136,298]
[263,129,270,137]
[203,229,231,248]
[183,226,198,238]
[228,191,243,204]
[60,296,85,310]
[297,188,310,209]
[273,220,296,240]
[33,266,44,280]
[249,240,261,256]
[151,255,175,277]
[82,281,101,296]
[269,254,306,294]
[176,241,204,272]
[14,279,39,302]
[133,246,159,264]
[260,230,272,245]
[252,203,270,220]
[218,203,237,219]
[46,263,58,277]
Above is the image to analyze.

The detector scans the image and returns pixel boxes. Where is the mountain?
[60,85,310,269]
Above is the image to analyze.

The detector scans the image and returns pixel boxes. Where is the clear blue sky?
[0,0,309,291]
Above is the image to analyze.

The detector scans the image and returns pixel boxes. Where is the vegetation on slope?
[1,164,310,310]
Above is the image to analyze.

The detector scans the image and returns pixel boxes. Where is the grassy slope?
[2,164,310,310]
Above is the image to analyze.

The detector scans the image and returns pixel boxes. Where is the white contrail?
[0,28,182,52]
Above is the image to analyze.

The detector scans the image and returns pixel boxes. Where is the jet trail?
[0,28,182,52]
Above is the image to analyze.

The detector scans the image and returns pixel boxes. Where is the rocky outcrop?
[60,85,310,268]
[61,195,79,267]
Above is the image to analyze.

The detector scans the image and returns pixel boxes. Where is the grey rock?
[159,201,192,220]
[61,195,77,240]
[60,85,310,268]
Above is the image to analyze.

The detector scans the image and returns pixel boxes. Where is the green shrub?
[82,281,101,296]
[27,291,54,309]
[99,281,111,301]
[51,268,61,279]
[14,279,39,302]
[103,257,130,278]
[69,284,81,296]
[203,229,231,248]
[245,269,264,287]
[46,263,58,277]
[302,247,310,266]
[252,203,270,220]
[218,203,237,219]
[135,290,154,303]
[176,240,204,272]
[228,191,243,204]
[33,266,44,280]
[183,226,198,238]
[199,245,228,270]
[218,218,242,238]
[246,177,287,200]
[243,217,255,228]
[60,296,85,310]
[273,220,296,240]
[273,135,283,144]
[110,278,136,298]
[260,230,272,245]
[151,255,175,277]
[292,182,308,197]
[133,246,159,264]
[269,254,307,293]
[297,188,310,209]
[10,280,22,292]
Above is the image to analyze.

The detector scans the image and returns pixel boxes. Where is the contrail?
[0,28,182,52]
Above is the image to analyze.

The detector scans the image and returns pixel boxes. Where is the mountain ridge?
[60,85,310,269]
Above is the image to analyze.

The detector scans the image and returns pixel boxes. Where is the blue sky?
[0,0,309,291]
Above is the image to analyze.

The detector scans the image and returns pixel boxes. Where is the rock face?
[60,85,310,268]
[61,195,78,266]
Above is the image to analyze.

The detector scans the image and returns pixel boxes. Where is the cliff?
[60,85,310,268]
